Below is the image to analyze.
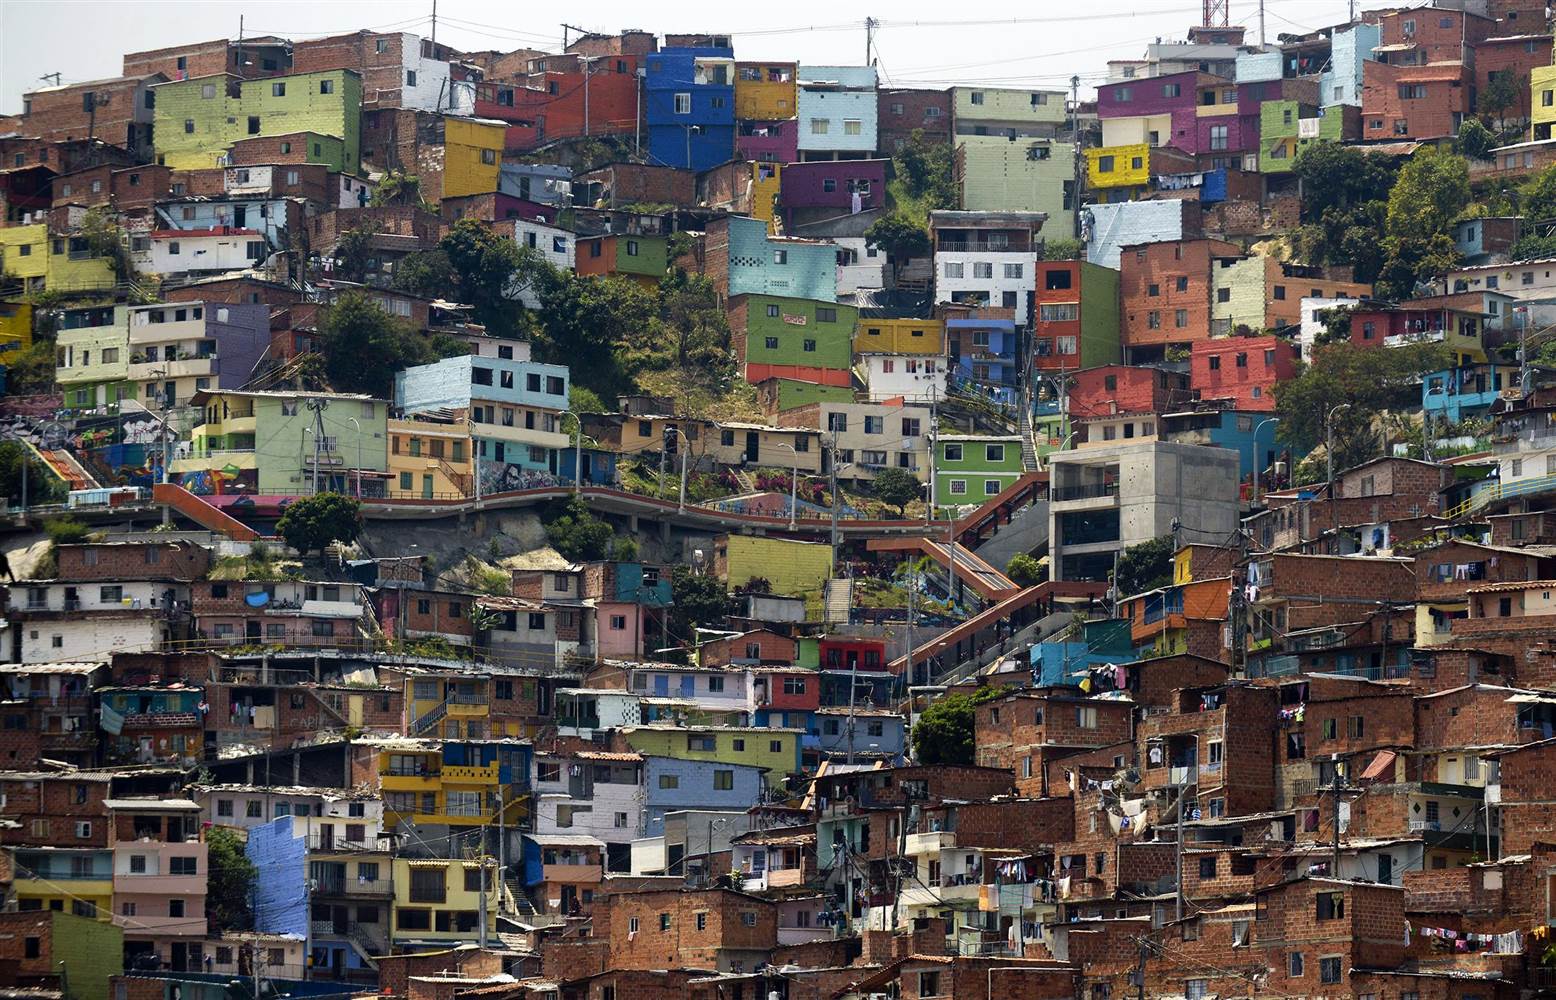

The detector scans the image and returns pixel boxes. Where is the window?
[944,443,963,461]
[169,856,198,875]
[1175,309,1188,328]
[481,148,497,165]
[674,93,692,114]
[773,250,788,265]
[409,867,446,903]
[319,79,334,95]
[714,769,734,790]
[844,119,862,135]
[986,444,1005,462]
[945,261,965,278]
[1199,857,1217,879]
[1289,952,1304,977]
[1316,892,1344,920]
[919,972,942,998]
[1185,980,1207,1000]
[659,913,671,931]
[247,116,260,135]
[406,70,417,87]
[817,307,837,323]
[1319,957,1341,984]
[1209,125,1228,151]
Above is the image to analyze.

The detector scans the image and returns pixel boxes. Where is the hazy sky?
[2,0,1361,115]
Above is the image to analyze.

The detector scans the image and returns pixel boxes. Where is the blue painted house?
[1423,365,1520,423]
[1159,409,1308,485]
[640,755,766,836]
[246,815,310,940]
[645,47,737,171]
[718,215,838,302]
[1030,618,1134,687]
[947,315,1020,405]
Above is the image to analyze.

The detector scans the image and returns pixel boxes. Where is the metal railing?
[1443,473,1556,519]
[1050,481,1119,502]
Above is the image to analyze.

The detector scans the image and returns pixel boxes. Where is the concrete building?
[930,211,1045,325]
[955,136,1076,233]
[123,301,270,410]
[151,69,363,172]
[1033,259,1121,373]
[776,400,933,482]
[1047,440,1240,582]
[645,45,736,171]
[106,799,207,971]
[796,65,878,160]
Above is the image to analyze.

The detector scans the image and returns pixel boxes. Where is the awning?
[1360,749,1397,781]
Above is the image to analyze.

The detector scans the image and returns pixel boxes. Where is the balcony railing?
[1051,481,1119,502]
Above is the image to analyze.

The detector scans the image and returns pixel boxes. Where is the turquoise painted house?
[717,215,838,302]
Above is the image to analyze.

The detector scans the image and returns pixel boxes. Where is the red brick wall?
[878,89,953,151]
[1362,61,1474,141]
[604,889,777,970]
[1189,335,1298,412]
[576,164,696,210]
[1067,364,1192,419]
[57,542,210,582]
[0,775,111,847]
[123,40,237,80]
[1120,239,1241,352]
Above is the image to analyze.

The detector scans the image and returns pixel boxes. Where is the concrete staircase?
[971,499,1049,573]
[1018,407,1040,473]
[823,577,853,624]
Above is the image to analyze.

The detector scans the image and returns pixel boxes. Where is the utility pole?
[38,73,61,88]
[865,17,877,67]
[307,397,329,494]
[1330,757,1344,876]
[236,16,244,81]
[1070,75,1082,242]
[1259,0,1266,47]
[1174,784,1185,921]
[827,433,841,559]
[561,24,590,50]
[430,0,437,47]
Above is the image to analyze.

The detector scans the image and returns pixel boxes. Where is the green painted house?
[52,910,123,1000]
[1259,100,1353,173]
[152,70,362,172]
[576,233,669,284]
[934,434,1025,509]
[764,379,854,411]
[169,388,388,496]
[732,294,857,386]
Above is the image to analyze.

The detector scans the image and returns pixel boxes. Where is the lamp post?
[346,416,362,498]
[664,427,690,513]
[1325,403,1352,488]
[774,442,801,530]
[564,410,584,494]
[1423,383,1446,463]
[1252,417,1280,502]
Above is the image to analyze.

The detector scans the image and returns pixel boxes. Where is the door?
[422,474,434,499]
[332,905,348,934]
[170,942,188,973]
[1377,854,1392,884]
[233,205,247,228]
[320,825,334,849]
[245,620,261,642]
[745,431,759,463]
[163,381,176,408]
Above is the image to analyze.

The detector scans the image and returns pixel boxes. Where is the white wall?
[509,221,575,307]
[833,237,885,296]
[861,354,949,404]
[933,251,1038,324]
[135,235,261,276]
[398,34,474,114]
[16,618,163,664]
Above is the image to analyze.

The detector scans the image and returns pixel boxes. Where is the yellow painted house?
[0,301,32,356]
[621,724,803,790]
[374,736,530,830]
[391,856,498,946]
[10,847,114,920]
[735,62,798,121]
[854,317,945,355]
[0,224,115,294]
[1534,44,1556,141]
[1086,144,1151,192]
[752,162,782,232]
[441,117,506,199]
[716,534,834,596]
[388,417,474,499]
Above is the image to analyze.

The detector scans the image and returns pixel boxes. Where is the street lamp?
[346,417,362,499]
[1423,383,1447,463]
[663,427,691,513]
[773,442,802,530]
[563,410,585,495]
[1252,417,1280,502]
[1325,403,1352,488]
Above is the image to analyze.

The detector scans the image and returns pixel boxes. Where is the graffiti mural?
[477,461,564,495]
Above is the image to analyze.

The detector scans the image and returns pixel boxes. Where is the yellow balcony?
[446,702,489,718]
[442,764,498,784]
[382,772,441,792]
[410,812,491,827]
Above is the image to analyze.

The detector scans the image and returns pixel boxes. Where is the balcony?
[905,830,957,855]
[446,701,489,718]
[1051,481,1119,503]
[442,764,497,784]
[128,357,216,381]
[1170,765,1198,786]
[311,874,393,898]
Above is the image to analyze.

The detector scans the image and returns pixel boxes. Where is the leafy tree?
[42,516,90,545]
[276,492,362,558]
[646,270,734,379]
[1274,341,1452,474]
[316,291,444,397]
[1315,304,1357,347]
[570,385,608,414]
[78,208,138,281]
[370,171,429,210]
[1525,163,1556,220]
[440,218,546,337]
[392,249,457,297]
[670,564,732,642]
[206,827,257,932]
[871,466,923,516]
[333,226,376,284]
[535,273,660,399]
[1005,552,1045,587]
[911,686,1005,765]
[1457,118,1495,160]
[1115,535,1176,597]
[1292,143,1398,223]
[1385,147,1470,241]
[0,442,62,508]
[1511,233,1556,261]
[865,214,932,285]
[1042,238,1085,261]
[1480,72,1521,136]
[2,339,58,394]
[543,496,615,561]
[892,130,958,211]
[1374,232,1461,301]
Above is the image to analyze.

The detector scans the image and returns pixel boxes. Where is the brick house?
[604,888,776,972]
[1189,335,1300,412]
[1067,364,1191,423]
[1139,683,1279,817]
[1119,239,1243,362]
[974,689,1134,795]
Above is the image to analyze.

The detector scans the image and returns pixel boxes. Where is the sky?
[2,0,1363,116]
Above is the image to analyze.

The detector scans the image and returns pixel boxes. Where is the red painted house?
[756,667,822,712]
[475,56,645,152]
[1068,365,1191,422]
[818,636,888,672]
[1189,335,1299,412]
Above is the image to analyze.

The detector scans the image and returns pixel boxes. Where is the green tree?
[1525,162,1556,220]
[569,385,608,414]
[543,496,615,561]
[645,270,734,379]
[670,565,732,642]
[1115,535,1176,597]
[206,827,257,932]
[893,129,957,211]
[1511,233,1556,261]
[1456,118,1495,160]
[333,226,376,284]
[870,466,923,516]
[42,516,90,545]
[370,171,430,210]
[1042,238,1085,261]
[1,339,58,394]
[1373,232,1461,300]
[1274,340,1452,474]
[1315,304,1356,347]
[440,218,547,337]
[1005,552,1045,587]
[864,213,932,285]
[535,272,660,399]
[1292,142,1398,223]
[911,686,1005,765]
[392,249,457,297]
[276,492,362,558]
[1481,72,1521,136]
[316,291,444,397]
[78,208,138,282]
[1385,147,1470,241]
[0,442,63,508]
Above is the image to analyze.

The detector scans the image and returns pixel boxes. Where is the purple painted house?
[777,159,887,222]
[1096,70,1227,156]
[737,119,799,163]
